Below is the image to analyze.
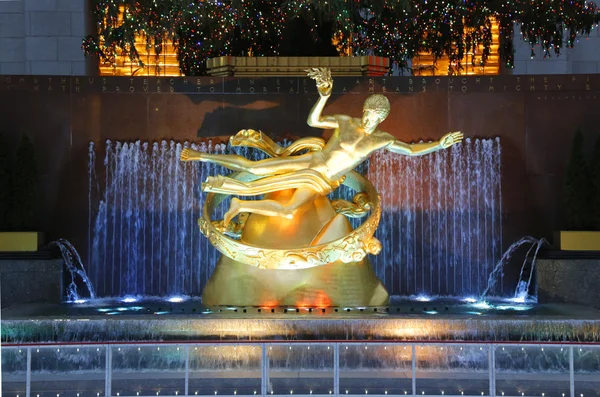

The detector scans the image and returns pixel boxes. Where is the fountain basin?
[3,298,600,343]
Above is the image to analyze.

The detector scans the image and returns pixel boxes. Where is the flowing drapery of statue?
[180,68,463,306]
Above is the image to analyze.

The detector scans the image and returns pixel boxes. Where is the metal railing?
[2,341,600,397]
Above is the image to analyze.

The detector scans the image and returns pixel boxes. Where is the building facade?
[0,0,91,75]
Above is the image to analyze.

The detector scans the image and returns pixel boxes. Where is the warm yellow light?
[412,18,500,76]
[99,6,181,76]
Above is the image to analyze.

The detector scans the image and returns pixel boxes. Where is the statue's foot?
[212,220,229,233]
[230,129,262,146]
[180,147,202,162]
[223,197,241,225]
[201,175,225,192]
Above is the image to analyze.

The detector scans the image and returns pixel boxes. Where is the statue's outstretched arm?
[385,131,464,156]
[306,68,339,130]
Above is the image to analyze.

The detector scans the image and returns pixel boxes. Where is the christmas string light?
[82,0,600,75]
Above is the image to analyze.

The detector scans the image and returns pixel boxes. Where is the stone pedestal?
[0,258,63,308]
[202,255,389,307]
[537,258,600,309]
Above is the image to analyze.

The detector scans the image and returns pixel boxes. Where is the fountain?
[86,137,503,299]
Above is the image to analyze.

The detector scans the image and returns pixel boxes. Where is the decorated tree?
[83,0,600,76]
[563,129,590,231]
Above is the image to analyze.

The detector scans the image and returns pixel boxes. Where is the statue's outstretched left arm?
[385,131,463,156]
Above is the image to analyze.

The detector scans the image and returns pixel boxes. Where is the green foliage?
[8,134,38,231]
[0,133,10,230]
[590,134,600,230]
[83,0,600,75]
[563,129,590,230]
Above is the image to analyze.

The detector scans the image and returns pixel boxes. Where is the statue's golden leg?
[223,187,319,224]
[199,153,314,176]
[203,168,336,197]
[196,153,253,172]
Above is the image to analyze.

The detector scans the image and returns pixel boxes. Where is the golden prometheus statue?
[181,68,463,307]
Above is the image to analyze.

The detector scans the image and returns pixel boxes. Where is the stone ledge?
[0,258,63,308]
[537,259,600,309]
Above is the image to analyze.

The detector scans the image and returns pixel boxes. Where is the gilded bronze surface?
[181,68,463,306]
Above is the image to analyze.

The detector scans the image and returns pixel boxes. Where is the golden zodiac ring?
[198,171,383,270]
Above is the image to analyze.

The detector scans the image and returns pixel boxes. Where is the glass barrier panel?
[111,345,186,396]
[188,345,261,396]
[415,344,489,396]
[1,347,27,397]
[30,346,106,397]
[495,345,570,397]
[339,343,412,395]
[268,344,334,395]
[574,346,600,397]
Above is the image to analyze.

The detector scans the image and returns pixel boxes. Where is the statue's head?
[362,94,390,133]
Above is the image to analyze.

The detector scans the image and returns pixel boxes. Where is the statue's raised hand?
[306,68,332,97]
[439,131,464,149]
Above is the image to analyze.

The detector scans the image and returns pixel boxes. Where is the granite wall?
[0,258,63,308]
[537,259,600,309]
[0,0,89,75]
